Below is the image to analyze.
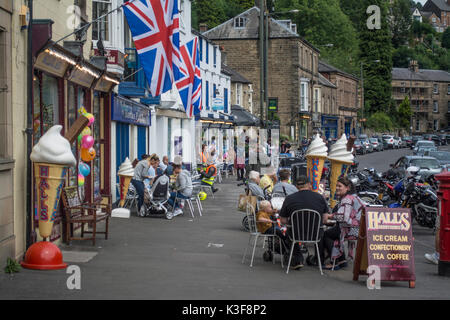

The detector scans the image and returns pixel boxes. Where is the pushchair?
[143,174,171,218]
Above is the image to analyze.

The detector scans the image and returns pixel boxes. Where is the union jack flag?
[123,0,180,97]
[176,37,202,118]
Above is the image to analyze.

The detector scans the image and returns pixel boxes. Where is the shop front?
[31,39,118,244]
[111,94,152,201]
[321,115,339,140]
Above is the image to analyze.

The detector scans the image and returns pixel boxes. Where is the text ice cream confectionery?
[30,125,76,239]
[306,134,328,192]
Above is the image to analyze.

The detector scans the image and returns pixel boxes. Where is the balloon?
[78,174,85,187]
[81,135,95,149]
[85,113,95,126]
[77,127,92,144]
[81,147,96,162]
[78,106,88,116]
[79,162,91,177]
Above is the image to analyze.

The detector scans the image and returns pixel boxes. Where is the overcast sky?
[416,0,427,5]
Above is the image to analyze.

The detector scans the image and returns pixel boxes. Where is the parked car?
[361,138,374,153]
[423,134,442,146]
[438,134,448,146]
[411,135,423,149]
[383,135,395,149]
[354,140,366,155]
[413,140,436,155]
[391,156,443,178]
[393,136,403,148]
[427,151,450,168]
[402,136,413,148]
[369,138,383,151]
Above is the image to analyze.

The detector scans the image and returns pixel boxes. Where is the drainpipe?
[26,0,34,249]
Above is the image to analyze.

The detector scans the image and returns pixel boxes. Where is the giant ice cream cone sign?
[117,158,134,207]
[30,126,77,238]
[328,134,355,208]
[305,134,328,193]
[22,125,76,270]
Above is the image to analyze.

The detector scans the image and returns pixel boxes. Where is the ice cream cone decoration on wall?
[117,158,134,207]
[305,134,328,193]
[328,134,355,208]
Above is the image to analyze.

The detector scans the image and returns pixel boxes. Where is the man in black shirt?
[279,176,330,269]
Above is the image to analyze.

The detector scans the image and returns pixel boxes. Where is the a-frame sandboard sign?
[353,207,416,289]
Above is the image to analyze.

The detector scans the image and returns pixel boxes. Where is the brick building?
[203,6,320,142]
[422,0,450,32]
[319,61,361,138]
[392,62,450,133]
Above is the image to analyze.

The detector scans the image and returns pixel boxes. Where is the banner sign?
[112,95,151,127]
[353,207,416,288]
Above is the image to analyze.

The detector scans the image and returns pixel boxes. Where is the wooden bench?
[61,186,111,246]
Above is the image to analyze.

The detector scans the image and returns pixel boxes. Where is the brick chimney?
[409,60,419,73]
[199,23,208,33]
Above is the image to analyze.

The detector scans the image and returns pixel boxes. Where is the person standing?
[131,156,153,217]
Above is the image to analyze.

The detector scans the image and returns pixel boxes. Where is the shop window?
[92,0,111,42]
[93,92,102,200]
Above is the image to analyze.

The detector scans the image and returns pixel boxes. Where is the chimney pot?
[199,23,208,33]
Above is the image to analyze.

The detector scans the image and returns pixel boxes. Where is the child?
[256,201,289,257]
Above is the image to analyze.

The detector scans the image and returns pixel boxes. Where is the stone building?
[319,61,361,138]
[221,63,253,114]
[392,62,450,133]
[203,6,320,142]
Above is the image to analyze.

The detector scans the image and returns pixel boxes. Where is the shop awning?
[231,105,262,127]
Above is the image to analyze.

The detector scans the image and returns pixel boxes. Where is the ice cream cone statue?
[22,125,76,270]
[328,134,355,208]
[305,134,328,193]
[118,158,134,207]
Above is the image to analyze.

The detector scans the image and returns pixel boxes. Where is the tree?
[396,96,412,129]
[358,0,393,114]
[192,0,226,30]
[442,27,450,49]
[390,0,413,48]
[366,112,394,132]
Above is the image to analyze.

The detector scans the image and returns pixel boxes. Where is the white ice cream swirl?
[306,134,328,157]
[118,157,134,176]
[328,134,354,163]
[30,125,76,166]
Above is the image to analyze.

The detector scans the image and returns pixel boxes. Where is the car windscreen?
[429,152,450,161]
[410,159,441,169]
[416,141,434,147]
[369,138,377,142]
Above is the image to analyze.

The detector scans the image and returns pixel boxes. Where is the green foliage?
[390,0,413,48]
[192,0,226,30]
[366,112,394,132]
[396,96,413,129]
[4,258,21,274]
[442,28,450,49]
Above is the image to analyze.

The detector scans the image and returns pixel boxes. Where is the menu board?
[353,207,416,288]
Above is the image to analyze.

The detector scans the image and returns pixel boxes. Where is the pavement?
[1,147,450,300]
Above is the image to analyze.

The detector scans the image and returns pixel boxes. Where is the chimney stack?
[409,60,419,73]
[199,23,208,33]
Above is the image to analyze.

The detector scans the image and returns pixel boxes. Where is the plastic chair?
[242,203,284,268]
[185,184,203,218]
[286,209,324,275]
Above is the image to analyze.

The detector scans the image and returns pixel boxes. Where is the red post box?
[436,171,450,277]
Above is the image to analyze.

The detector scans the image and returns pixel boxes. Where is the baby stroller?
[143,174,171,218]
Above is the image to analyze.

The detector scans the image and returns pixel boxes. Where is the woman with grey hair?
[248,171,265,199]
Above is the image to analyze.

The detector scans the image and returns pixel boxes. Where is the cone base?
[20,242,67,270]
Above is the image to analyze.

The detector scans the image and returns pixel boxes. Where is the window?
[224,88,229,113]
[432,17,437,22]
[92,0,111,42]
[213,46,217,68]
[206,42,209,64]
[234,17,246,29]
[434,120,439,131]
[300,82,309,112]
[434,101,439,112]
[213,83,217,98]
[434,84,439,94]
[400,82,405,93]
[314,88,320,113]
[199,38,203,62]
[236,83,242,105]
[448,101,450,113]
[416,119,420,131]
[447,84,450,94]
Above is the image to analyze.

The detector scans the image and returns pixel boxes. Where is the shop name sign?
[353,207,416,287]
[212,97,224,111]
[112,96,151,126]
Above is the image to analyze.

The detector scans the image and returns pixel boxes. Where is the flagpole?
[50,0,139,47]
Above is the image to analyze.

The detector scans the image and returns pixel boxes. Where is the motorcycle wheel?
[242,216,250,232]
[360,196,377,205]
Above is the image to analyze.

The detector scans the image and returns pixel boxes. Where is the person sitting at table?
[320,176,364,270]
[279,176,330,270]
[272,169,297,196]
[256,200,289,247]
[248,171,265,200]
[201,154,218,193]
[167,164,193,218]
[259,167,277,194]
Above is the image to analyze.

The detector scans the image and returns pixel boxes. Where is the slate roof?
[221,63,252,84]
[318,60,359,81]
[318,74,337,88]
[426,0,450,11]
[392,67,450,82]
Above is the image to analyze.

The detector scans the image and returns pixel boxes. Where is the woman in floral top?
[321,176,364,270]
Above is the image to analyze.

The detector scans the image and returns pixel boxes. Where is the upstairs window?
[434,101,439,112]
[92,0,111,42]
[434,83,439,94]
[234,17,246,29]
